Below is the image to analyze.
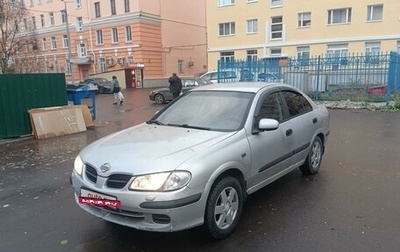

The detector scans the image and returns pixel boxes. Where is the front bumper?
[70,172,206,232]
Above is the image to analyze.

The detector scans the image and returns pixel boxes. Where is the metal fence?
[218,52,400,103]
[0,73,67,139]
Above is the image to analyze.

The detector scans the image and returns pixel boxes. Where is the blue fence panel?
[218,52,394,102]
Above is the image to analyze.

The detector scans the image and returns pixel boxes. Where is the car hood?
[80,123,236,175]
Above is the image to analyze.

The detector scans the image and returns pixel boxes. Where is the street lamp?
[61,0,74,84]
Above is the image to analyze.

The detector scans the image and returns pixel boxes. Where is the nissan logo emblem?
[100,163,111,173]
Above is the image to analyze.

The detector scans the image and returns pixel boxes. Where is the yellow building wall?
[207,0,400,70]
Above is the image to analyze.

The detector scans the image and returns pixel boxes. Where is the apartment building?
[206,0,400,70]
[19,0,207,83]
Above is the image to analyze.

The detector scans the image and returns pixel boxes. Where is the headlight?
[74,155,84,175]
[129,171,191,191]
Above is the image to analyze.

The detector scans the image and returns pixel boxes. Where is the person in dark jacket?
[168,73,182,99]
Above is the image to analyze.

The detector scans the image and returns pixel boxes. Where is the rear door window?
[282,91,312,118]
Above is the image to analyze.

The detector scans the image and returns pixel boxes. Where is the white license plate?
[80,188,116,200]
[79,189,121,208]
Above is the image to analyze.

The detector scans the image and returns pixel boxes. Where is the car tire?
[204,176,243,239]
[154,94,165,104]
[299,136,323,175]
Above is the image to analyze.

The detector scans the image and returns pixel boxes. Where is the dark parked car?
[82,78,114,94]
[149,77,212,104]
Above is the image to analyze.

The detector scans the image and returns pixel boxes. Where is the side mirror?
[258,118,279,131]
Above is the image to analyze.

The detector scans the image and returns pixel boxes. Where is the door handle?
[286,129,293,136]
[313,118,318,124]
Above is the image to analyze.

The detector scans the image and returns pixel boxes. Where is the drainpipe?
[87,0,96,74]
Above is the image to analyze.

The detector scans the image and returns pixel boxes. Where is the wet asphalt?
[0,88,399,252]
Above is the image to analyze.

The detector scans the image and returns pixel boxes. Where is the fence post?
[315,55,321,100]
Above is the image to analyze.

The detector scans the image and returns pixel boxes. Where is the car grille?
[106,174,132,189]
[85,164,97,183]
[84,165,132,189]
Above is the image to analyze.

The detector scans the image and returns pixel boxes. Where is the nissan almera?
[70,82,330,239]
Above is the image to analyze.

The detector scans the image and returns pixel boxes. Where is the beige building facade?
[20,0,207,84]
[206,0,400,71]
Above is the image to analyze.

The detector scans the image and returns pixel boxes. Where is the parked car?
[257,72,282,82]
[149,77,212,104]
[200,70,239,83]
[70,82,330,239]
[82,78,114,94]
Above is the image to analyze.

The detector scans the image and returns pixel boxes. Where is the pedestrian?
[168,73,182,99]
[112,76,124,105]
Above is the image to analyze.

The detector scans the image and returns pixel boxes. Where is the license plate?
[79,188,121,208]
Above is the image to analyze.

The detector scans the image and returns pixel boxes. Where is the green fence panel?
[0,73,67,139]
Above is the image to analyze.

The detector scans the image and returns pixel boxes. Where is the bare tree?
[0,0,39,73]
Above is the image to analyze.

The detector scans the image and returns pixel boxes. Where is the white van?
[200,70,239,83]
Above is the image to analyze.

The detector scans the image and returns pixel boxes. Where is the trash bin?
[66,83,98,119]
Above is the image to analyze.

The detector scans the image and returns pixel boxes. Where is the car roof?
[190,82,293,93]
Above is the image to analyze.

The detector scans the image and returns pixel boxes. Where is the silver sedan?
[70,82,330,239]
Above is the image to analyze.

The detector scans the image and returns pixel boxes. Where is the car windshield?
[149,90,254,131]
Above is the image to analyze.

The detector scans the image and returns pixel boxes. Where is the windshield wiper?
[146,119,165,125]
[167,123,211,131]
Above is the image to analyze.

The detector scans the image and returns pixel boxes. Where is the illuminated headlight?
[129,171,191,191]
[73,155,84,175]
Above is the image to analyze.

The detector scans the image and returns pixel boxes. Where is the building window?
[328,8,352,24]
[76,17,83,31]
[247,50,257,61]
[219,22,235,36]
[94,2,101,17]
[270,16,283,39]
[29,0,33,7]
[220,51,234,62]
[327,44,348,57]
[42,38,47,50]
[112,28,119,43]
[49,12,55,26]
[110,0,116,15]
[63,35,69,48]
[77,43,87,57]
[96,30,103,44]
[271,0,282,7]
[65,60,72,75]
[124,0,130,12]
[365,42,380,64]
[32,16,36,29]
[365,42,380,55]
[75,0,81,9]
[61,10,66,24]
[99,58,106,73]
[367,4,383,22]
[23,18,28,30]
[40,14,45,27]
[178,60,184,73]
[297,46,310,59]
[125,26,132,42]
[270,48,281,55]
[246,19,258,34]
[54,60,59,73]
[298,12,311,27]
[218,0,235,7]
[51,37,57,49]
